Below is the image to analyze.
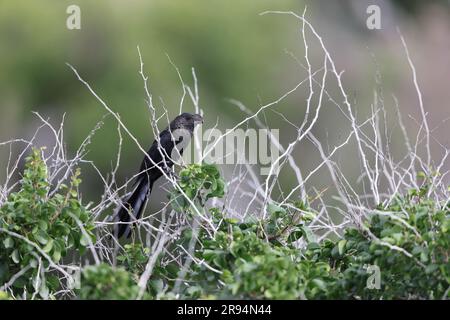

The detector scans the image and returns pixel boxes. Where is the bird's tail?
[114,177,152,239]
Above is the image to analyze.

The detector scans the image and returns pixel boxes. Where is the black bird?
[114,113,203,238]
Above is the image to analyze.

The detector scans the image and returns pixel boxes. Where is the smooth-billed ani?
[114,112,203,238]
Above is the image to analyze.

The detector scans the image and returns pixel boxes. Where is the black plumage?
[114,113,203,238]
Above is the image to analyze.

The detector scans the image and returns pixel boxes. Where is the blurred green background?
[0,0,449,206]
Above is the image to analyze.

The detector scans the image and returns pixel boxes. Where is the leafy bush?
[116,243,169,297]
[171,163,225,211]
[117,243,150,280]
[172,205,334,299]
[76,264,142,300]
[321,184,450,299]
[157,165,449,300]
[1,156,448,300]
[0,148,95,298]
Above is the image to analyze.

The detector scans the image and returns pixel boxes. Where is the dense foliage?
[0,148,95,299]
[0,151,448,299]
[76,263,142,300]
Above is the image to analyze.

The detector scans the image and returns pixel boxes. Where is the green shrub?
[322,185,450,299]
[163,165,449,300]
[1,157,448,300]
[174,205,333,299]
[117,243,150,280]
[76,263,141,300]
[171,163,225,212]
[0,148,95,298]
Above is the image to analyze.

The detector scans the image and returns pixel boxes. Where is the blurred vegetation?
[0,0,306,201]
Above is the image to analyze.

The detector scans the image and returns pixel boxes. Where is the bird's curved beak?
[193,114,204,124]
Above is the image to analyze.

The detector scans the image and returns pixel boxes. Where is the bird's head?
[170,112,203,133]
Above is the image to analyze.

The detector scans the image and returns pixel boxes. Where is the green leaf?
[150,279,164,293]
[43,239,54,253]
[80,234,91,247]
[268,203,285,217]
[11,250,20,264]
[420,251,429,263]
[52,248,61,262]
[35,230,49,245]
[2,237,14,249]
[338,239,347,255]
[29,259,38,268]
[38,220,48,231]
[302,226,316,243]
[425,264,438,274]
[312,278,327,291]
[287,226,304,242]
[307,242,321,250]
[39,283,49,300]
